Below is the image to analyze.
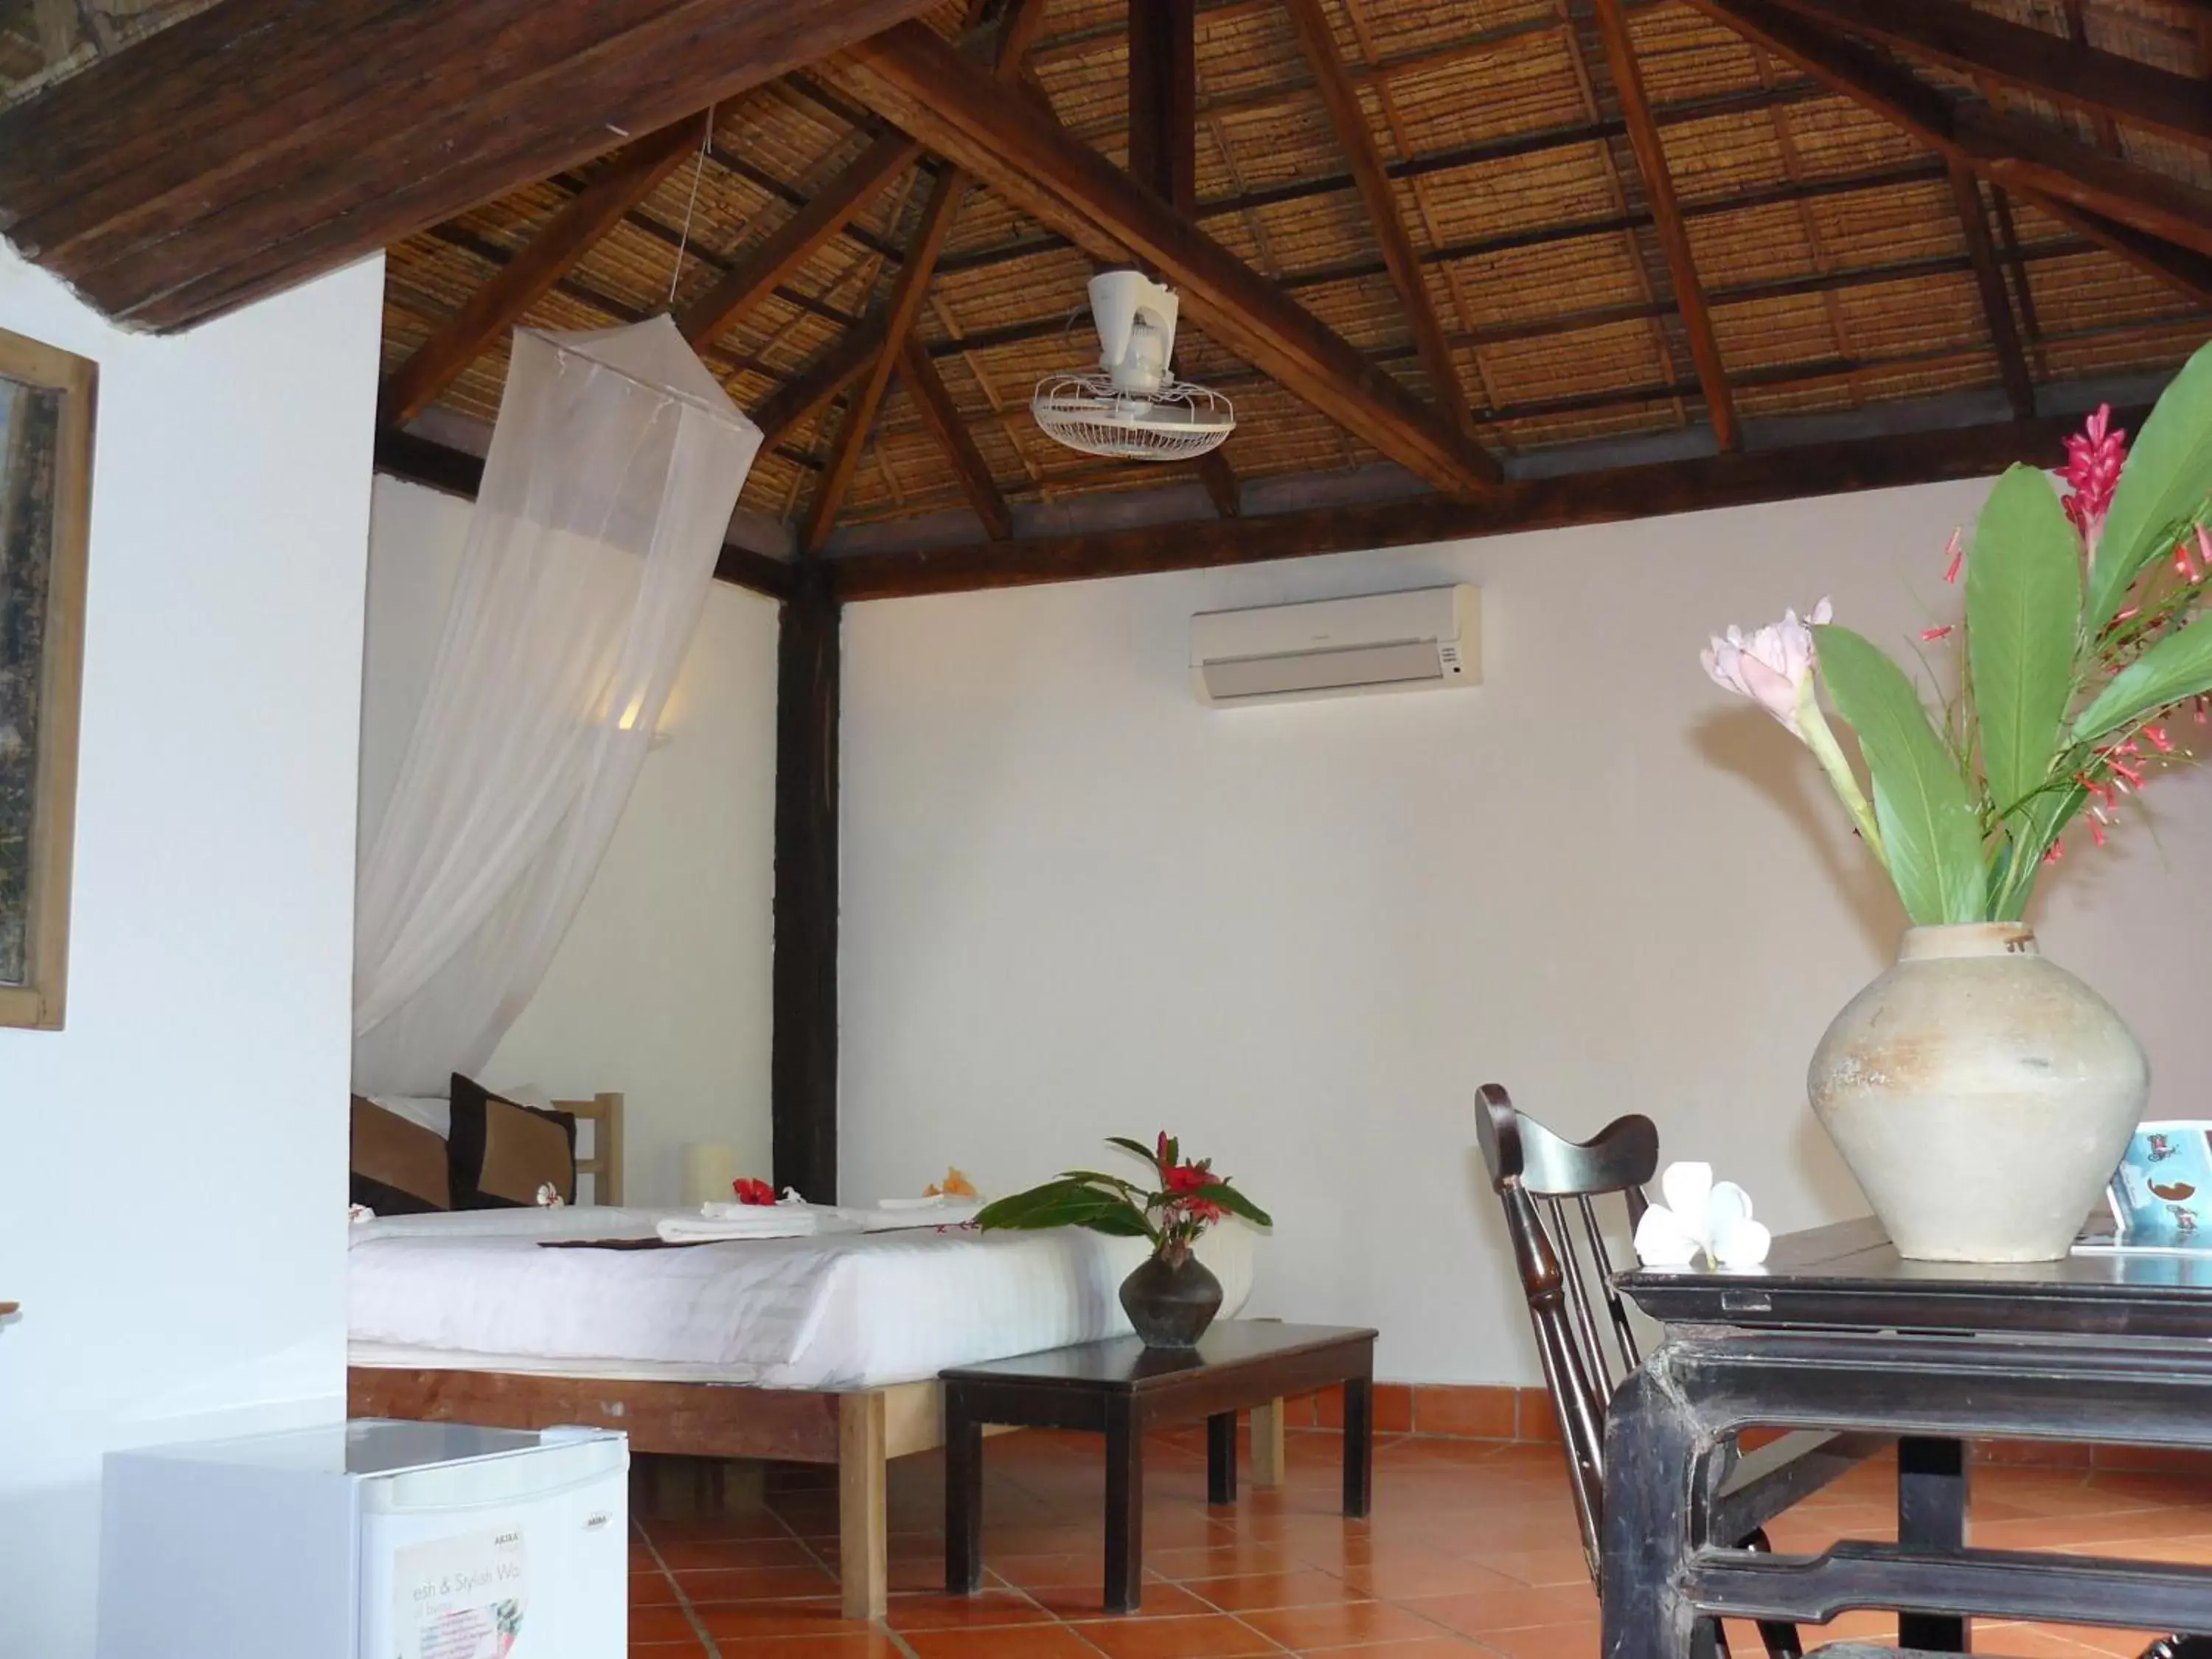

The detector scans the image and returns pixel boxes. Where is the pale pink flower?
[1701,599,1833,737]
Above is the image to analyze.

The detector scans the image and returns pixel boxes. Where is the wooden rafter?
[799,168,967,549]
[1591,0,1739,449]
[2031,198,2212,309]
[1691,0,2212,267]
[829,406,2143,599]
[0,0,951,330]
[933,78,1837,279]
[825,22,1500,493]
[899,340,1014,539]
[1127,0,1246,518]
[799,0,1048,549]
[1756,0,2212,153]
[676,131,920,349]
[377,116,706,432]
[1284,0,1474,439]
[756,329,883,451]
[1947,164,2036,418]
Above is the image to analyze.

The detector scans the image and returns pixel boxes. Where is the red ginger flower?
[2062,404,2126,547]
[732,1177,775,1206]
[1164,1162,1213,1194]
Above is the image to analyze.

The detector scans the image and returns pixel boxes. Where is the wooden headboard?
[555,1091,625,1206]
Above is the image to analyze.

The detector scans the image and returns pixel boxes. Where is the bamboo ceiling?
[13,0,2212,557]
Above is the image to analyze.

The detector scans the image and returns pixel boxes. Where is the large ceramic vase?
[1808,922,2149,1263]
[1119,1251,1223,1348]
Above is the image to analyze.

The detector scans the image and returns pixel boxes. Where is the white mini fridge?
[98,1418,628,1659]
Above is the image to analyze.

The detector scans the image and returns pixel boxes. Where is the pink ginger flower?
[1700,599,1832,737]
[2180,534,2207,585]
[2062,404,2126,551]
[1941,529,1965,585]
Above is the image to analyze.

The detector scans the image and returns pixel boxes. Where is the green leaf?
[1105,1136,1160,1171]
[1967,466,2081,823]
[1814,625,1986,925]
[975,1180,1137,1232]
[2072,618,2212,744]
[1992,776,2090,920]
[2089,342,2212,632]
[1194,1182,1273,1229]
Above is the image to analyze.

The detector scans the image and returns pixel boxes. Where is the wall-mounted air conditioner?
[1189,584,1481,707]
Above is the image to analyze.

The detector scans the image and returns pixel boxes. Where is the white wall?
[841,479,2212,1386]
[358,477,779,1204]
[0,247,381,1656]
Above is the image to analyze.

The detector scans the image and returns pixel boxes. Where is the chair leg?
[1742,1528,1803,1659]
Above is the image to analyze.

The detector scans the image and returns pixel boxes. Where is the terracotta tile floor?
[627,1426,2212,1658]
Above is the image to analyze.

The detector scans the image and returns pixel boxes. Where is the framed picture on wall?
[0,327,94,1030]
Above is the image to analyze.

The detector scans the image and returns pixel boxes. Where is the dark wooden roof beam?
[1947,164,2036,418]
[1128,0,1248,517]
[898,339,1015,538]
[1691,0,2212,273]
[1756,0,2212,153]
[1284,0,1475,439]
[1592,0,1739,449]
[0,0,956,330]
[798,0,1047,549]
[378,116,708,431]
[932,77,1837,279]
[677,131,921,348]
[827,404,2151,599]
[827,21,1501,493]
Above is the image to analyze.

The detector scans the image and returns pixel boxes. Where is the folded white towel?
[656,1200,866,1243]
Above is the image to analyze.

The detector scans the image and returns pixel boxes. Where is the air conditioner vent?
[1190,585,1480,707]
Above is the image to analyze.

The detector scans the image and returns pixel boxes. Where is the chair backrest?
[1475,1082,1658,1583]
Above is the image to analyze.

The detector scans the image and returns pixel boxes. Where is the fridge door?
[358,1430,627,1659]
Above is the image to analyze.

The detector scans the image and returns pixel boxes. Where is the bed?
[347,1093,1269,1618]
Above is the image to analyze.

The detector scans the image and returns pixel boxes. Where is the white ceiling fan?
[1031,270,1236,462]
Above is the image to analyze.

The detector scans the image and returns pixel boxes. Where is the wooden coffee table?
[940,1321,1378,1612]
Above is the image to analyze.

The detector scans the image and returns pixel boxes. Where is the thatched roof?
[12,0,2211,569]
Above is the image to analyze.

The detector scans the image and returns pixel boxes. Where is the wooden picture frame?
[0,327,94,1031]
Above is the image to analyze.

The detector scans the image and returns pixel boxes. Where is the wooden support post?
[1130,0,1246,511]
[771,565,841,1203]
[839,1391,889,1620]
[1251,1398,1287,1489]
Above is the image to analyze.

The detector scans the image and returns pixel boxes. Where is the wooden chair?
[1476,1082,1883,1659]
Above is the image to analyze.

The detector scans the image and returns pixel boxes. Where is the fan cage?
[1031,372,1236,462]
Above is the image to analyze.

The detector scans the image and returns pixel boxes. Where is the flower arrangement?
[975,1133,1271,1262]
[1704,344,2212,924]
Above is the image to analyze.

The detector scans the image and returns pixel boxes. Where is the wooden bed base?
[347,1365,1290,1618]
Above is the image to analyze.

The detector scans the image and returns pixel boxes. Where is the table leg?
[1601,1360,1711,1659]
[1207,1411,1238,1506]
[1105,1399,1145,1613]
[1251,1397,1287,1489]
[1897,1436,1969,1652]
[944,1391,984,1596]
[1343,1374,1374,1519]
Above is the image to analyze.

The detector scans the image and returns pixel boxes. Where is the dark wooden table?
[1602,1217,2212,1659]
[940,1321,1377,1613]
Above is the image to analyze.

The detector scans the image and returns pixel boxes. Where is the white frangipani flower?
[1632,1161,1771,1270]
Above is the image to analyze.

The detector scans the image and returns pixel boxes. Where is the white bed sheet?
[347,1208,1254,1390]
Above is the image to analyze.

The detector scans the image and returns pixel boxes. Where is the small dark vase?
[1119,1250,1223,1349]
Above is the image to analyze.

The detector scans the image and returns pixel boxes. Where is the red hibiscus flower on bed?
[731,1177,776,1206]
